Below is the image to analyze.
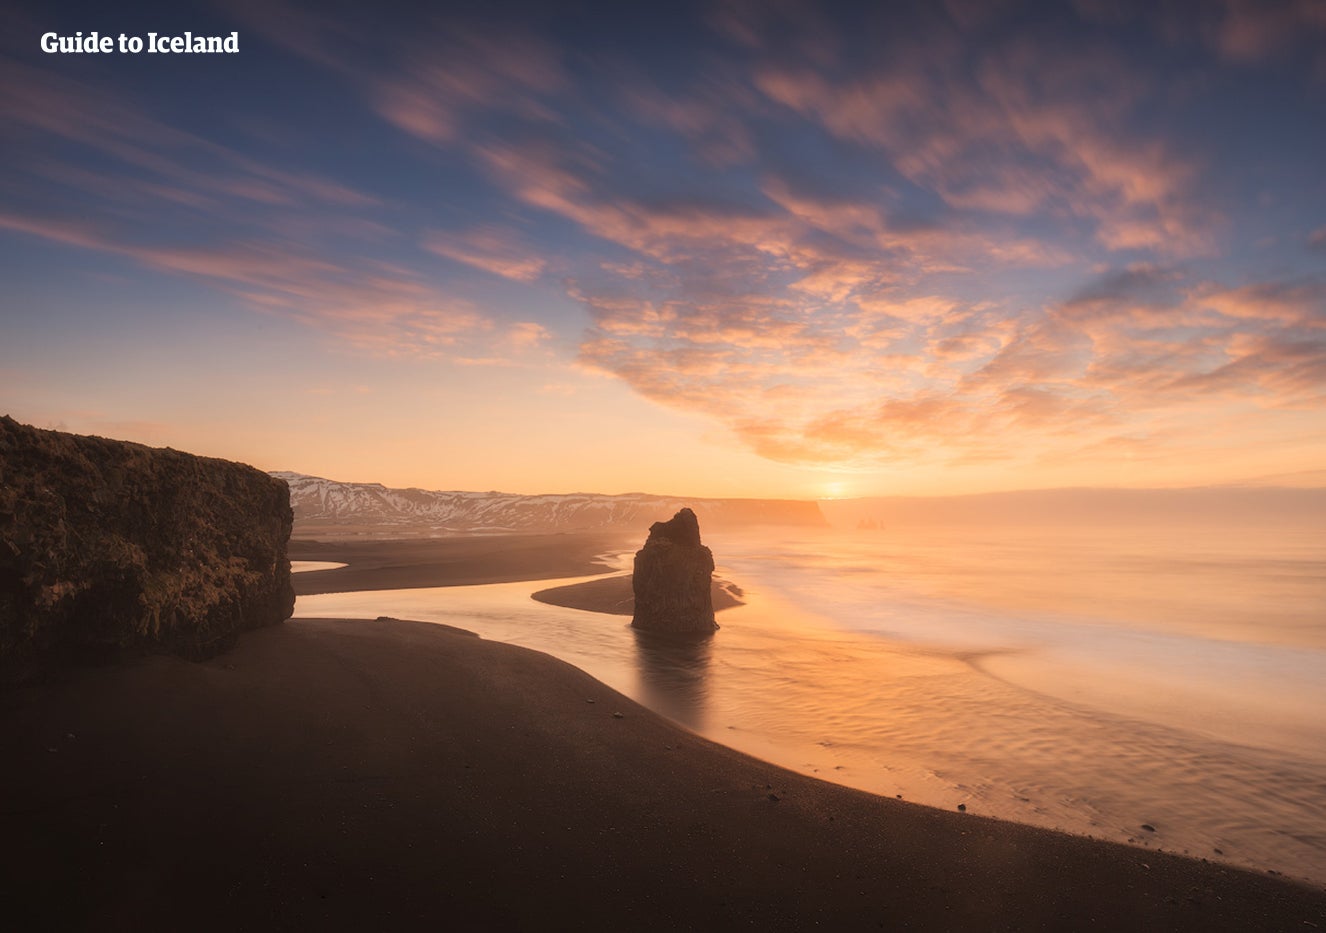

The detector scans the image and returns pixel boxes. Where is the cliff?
[631,508,718,635]
[0,416,294,683]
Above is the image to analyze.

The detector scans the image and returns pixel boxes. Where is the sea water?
[295,521,1326,885]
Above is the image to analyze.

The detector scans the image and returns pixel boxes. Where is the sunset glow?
[3,0,1324,497]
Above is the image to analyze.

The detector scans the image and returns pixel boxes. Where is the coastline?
[5,532,1324,928]
[4,615,1324,929]
[293,533,1326,888]
[293,533,746,615]
[290,532,630,595]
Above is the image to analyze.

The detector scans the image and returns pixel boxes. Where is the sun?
[820,480,850,499]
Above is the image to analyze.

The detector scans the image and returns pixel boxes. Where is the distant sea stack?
[0,416,295,683]
[631,508,718,635]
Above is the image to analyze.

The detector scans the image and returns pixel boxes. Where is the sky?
[2,0,1324,499]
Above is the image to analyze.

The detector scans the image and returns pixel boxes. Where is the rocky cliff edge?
[0,416,294,683]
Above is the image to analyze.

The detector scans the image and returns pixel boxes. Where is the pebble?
[1141,824,1156,833]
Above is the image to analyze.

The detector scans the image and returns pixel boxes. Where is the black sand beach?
[290,533,629,595]
[4,537,1325,930]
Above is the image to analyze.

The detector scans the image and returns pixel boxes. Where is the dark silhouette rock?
[0,416,294,683]
[631,508,717,635]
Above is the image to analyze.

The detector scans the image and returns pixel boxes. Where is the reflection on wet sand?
[294,527,1326,886]
[630,628,713,730]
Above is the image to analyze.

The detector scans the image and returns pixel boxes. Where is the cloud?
[1207,0,1326,63]
[424,227,548,282]
[0,59,375,212]
[372,30,565,143]
[9,0,1322,485]
[752,29,1215,256]
[507,321,551,348]
[0,209,504,361]
[965,317,1094,389]
[0,57,548,362]
[616,73,759,167]
[1059,263,1188,323]
[572,207,1326,471]
[1195,280,1326,325]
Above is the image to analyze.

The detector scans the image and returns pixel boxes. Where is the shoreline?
[4,615,1324,929]
[292,532,747,616]
[290,531,630,595]
[291,533,1326,888]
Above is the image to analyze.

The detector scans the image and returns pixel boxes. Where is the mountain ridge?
[273,471,826,535]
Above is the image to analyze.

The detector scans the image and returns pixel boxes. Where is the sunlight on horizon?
[4,0,1325,498]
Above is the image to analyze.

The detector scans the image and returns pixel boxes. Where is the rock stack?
[630,508,718,634]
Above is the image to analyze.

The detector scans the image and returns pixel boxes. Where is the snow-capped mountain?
[272,472,825,534]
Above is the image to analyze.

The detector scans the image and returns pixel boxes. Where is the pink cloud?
[507,321,552,349]
[0,211,506,361]
[372,31,565,144]
[754,39,1216,257]
[1211,0,1326,62]
[424,227,548,282]
[1195,282,1326,326]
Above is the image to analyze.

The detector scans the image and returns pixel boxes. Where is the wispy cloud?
[424,227,548,282]
[1206,0,1326,63]
[6,0,1324,487]
[0,59,550,362]
[372,30,565,143]
[754,35,1213,256]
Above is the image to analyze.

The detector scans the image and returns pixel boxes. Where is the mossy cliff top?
[1,416,293,683]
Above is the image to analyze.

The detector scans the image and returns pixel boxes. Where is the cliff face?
[631,508,718,635]
[0,417,294,682]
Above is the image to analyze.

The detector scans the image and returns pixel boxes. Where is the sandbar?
[290,532,629,595]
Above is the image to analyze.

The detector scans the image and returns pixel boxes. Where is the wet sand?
[4,534,1325,929]
[4,616,1324,930]
[294,534,745,614]
[290,532,629,595]
[532,574,745,615]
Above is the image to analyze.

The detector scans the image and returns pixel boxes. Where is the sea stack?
[631,508,718,634]
[0,416,295,683]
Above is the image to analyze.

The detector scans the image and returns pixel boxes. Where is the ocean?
[295,519,1326,885]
